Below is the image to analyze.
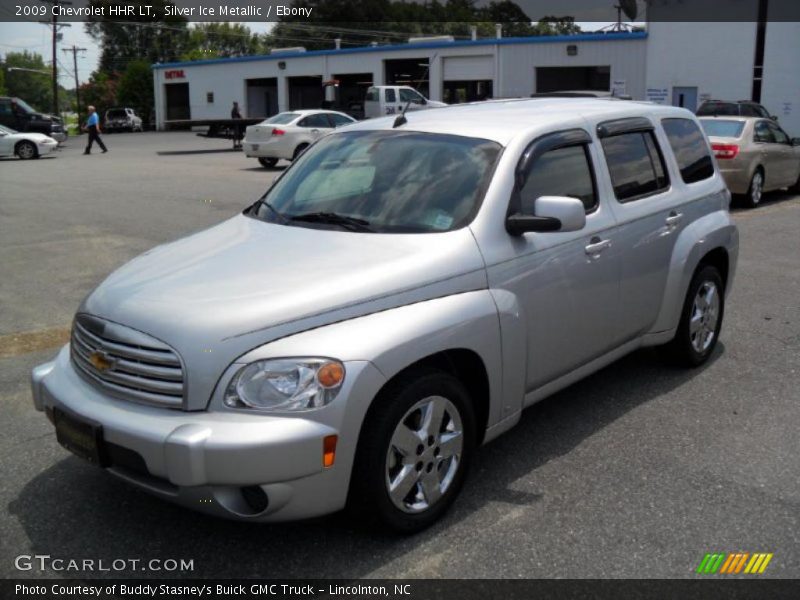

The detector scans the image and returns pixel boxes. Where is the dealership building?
[152,21,800,135]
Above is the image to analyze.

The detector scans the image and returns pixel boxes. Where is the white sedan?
[0,124,59,160]
[243,110,356,168]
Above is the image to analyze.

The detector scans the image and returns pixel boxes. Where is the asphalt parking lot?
[1,131,798,579]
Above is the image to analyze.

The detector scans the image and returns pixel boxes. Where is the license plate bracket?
[54,408,109,467]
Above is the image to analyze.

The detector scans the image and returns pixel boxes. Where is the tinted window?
[298,114,331,128]
[365,87,379,102]
[0,100,11,116]
[696,102,738,116]
[601,131,669,202]
[755,105,771,118]
[385,89,396,103]
[700,119,745,138]
[107,109,127,119]
[767,122,789,144]
[753,121,775,143]
[253,131,501,234]
[520,145,597,212]
[739,105,759,117]
[329,113,354,127]
[662,118,714,184]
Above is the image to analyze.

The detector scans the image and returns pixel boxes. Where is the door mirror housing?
[506,196,586,236]
[770,115,779,121]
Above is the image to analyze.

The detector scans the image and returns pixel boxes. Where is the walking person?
[231,101,243,149]
[83,105,107,155]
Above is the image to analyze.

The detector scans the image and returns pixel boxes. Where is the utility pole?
[39,0,72,117]
[63,45,86,126]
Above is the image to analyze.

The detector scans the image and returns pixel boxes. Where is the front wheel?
[349,368,475,533]
[16,140,37,160]
[258,157,278,168]
[664,265,725,367]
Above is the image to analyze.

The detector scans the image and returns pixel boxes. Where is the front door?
[672,86,698,112]
[485,130,621,391]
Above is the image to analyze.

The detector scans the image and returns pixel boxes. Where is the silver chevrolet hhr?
[32,99,738,532]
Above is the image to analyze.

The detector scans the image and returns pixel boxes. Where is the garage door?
[443,55,494,81]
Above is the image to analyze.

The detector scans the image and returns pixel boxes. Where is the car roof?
[280,109,354,118]
[343,98,696,145]
[698,116,762,122]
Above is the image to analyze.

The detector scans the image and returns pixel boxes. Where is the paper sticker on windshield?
[432,214,453,230]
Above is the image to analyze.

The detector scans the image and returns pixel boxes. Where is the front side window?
[662,118,714,184]
[365,87,379,102]
[520,145,597,213]
[298,114,331,128]
[252,130,502,233]
[328,113,354,127]
[399,88,424,104]
[601,131,669,202]
[767,122,789,144]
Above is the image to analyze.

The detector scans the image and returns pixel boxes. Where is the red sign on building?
[164,69,185,80]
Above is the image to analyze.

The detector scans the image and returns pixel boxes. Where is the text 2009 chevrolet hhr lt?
[32,99,738,532]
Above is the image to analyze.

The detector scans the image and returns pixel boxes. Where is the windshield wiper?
[288,212,374,232]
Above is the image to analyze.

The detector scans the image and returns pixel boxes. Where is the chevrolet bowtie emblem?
[88,351,115,372]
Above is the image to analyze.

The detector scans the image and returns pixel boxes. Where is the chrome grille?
[70,315,185,408]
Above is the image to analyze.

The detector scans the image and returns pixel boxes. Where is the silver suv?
[32,99,738,532]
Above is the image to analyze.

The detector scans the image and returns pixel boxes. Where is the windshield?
[696,102,738,116]
[261,112,299,125]
[700,119,745,138]
[0,124,18,134]
[251,130,502,233]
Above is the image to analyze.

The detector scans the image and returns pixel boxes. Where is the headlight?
[224,358,345,412]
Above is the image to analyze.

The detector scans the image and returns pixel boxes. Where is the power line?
[38,0,72,116]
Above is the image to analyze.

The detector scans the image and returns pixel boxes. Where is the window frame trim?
[510,128,600,218]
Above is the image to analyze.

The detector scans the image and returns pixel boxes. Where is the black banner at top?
[1,0,800,23]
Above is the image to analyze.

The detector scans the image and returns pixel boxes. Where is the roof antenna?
[393,52,437,128]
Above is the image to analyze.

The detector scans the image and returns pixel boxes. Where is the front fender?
[651,208,739,334]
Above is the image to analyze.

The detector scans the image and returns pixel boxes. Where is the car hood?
[80,214,487,409]
[16,132,54,143]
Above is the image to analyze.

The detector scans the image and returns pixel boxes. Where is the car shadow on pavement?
[156,148,244,156]
[8,345,723,579]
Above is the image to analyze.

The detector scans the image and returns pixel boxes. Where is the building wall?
[761,21,800,136]
[499,37,646,99]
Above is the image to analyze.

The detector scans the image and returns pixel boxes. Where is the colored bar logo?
[696,552,773,574]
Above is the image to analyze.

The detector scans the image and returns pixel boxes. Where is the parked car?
[243,110,356,168]
[700,117,800,207]
[364,85,447,119]
[531,90,633,100]
[0,124,59,159]
[0,96,67,142]
[104,107,144,133]
[696,99,775,120]
[32,99,738,532]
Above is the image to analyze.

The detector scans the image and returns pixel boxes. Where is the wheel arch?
[15,139,37,158]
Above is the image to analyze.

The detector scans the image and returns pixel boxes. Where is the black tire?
[258,157,278,168]
[664,265,725,367]
[790,170,800,194]
[15,140,37,160]
[292,143,309,161]
[349,367,476,533]
[742,168,764,208]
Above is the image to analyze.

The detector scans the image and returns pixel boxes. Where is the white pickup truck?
[364,85,447,119]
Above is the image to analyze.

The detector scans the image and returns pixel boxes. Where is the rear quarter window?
[661,118,715,184]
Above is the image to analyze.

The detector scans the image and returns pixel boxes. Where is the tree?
[85,0,189,75]
[117,60,154,126]
[2,51,53,111]
[0,66,6,96]
[79,71,118,117]
[180,23,263,61]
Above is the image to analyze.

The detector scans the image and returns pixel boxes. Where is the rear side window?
[661,118,714,184]
[697,102,738,116]
[601,131,669,202]
[385,89,396,103]
[520,145,597,213]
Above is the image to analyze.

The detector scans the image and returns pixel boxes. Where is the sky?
[0,20,619,88]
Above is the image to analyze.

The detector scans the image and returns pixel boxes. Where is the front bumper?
[38,142,59,155]
[32,345,386,521]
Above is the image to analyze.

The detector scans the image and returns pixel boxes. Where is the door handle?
[311,129,320,133]
[665,212,683,227]
[585,237,611,256]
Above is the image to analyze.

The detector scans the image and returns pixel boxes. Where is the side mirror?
[506,196,586,236]
[770,115,778,121]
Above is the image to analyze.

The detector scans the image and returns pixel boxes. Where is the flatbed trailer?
[164,118,262,139]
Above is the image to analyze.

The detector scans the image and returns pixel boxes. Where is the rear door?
[297,113,333,141]
[384,88,400,115]
[753,120,782,189]
[766,121,798,188]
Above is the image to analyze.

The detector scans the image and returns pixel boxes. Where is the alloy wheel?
[385,395,463,514]
[690,280,720,353]
[751,172,763,206]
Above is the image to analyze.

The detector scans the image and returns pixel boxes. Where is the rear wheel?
[664,265,725,367]
[349,368,475,533]
[258,157,278,168]
[790,170,800,194]
[743,169,764,208]
[16,140,37,160]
